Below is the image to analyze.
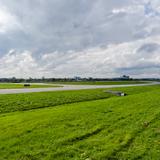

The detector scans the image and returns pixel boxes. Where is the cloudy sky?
[0,0,160,78]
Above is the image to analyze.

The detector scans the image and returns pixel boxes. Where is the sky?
[0,0,160,78]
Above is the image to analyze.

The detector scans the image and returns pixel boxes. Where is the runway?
[0,82,158,94]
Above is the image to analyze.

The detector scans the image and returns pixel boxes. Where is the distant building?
[112,75,131,81]
[74,76,82,81]
[121,75,130,80]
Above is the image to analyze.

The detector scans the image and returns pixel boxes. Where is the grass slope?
[51,80,148,85]
[0,85,160,159]
[0,85,158,114]
[0,89,114,114]
[0,83,59,89]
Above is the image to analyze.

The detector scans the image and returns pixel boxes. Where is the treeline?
[0,77,158,83]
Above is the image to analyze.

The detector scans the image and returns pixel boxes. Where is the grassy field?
[0,83,59,89]
[0,85,160,159]
[51,80,149,85]
[0,89,114,114]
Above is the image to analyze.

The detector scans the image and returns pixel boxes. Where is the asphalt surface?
[0,82,158,94]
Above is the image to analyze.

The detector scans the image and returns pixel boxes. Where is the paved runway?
[0,82,158,94]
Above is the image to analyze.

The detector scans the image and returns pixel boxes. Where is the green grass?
[0,85,160,159]
[51,80,148,85]
[0,83,59,89]
[0,85,158,114]
[0,88,114,114]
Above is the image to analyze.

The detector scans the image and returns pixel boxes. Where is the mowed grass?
[0,85,160,159]
[51,80,148,85]
[0,85,158,114]
[0,83,59,89]
[0,89,114,114]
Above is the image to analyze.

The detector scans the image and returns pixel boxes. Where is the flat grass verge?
[51,80,148,85]
[0,83,59,89]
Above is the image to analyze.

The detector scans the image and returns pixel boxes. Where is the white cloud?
[0,6,21,33]
[0,0,159,78]
[0,50,39,78]
[112,5,144,15]
[0,35,160,78]
[40,35,160,78]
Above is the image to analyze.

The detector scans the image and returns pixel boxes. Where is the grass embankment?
[0,89,114,114]
[0,85,158,114]
[0,85,160,159]
[51,80,149,85]
[0,83,59,89]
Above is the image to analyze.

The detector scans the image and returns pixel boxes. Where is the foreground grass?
[0,83,59,89]
[0,85,160,159]
[51,80,148,85]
